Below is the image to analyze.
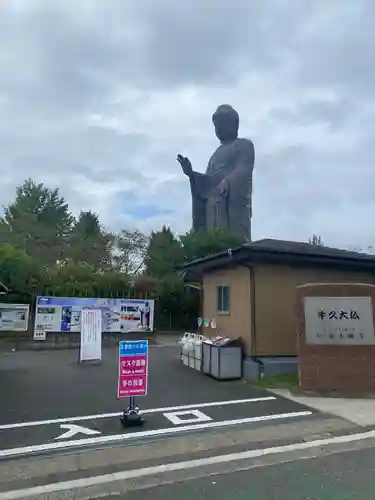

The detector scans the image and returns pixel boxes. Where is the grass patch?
[251,371,299,389]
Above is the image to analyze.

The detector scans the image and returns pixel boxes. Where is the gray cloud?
[0,0,374,250]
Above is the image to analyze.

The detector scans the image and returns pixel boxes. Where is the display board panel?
[34,296,154,339]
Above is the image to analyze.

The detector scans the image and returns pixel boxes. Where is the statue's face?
[213,113,238,142]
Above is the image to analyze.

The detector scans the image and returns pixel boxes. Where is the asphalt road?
[0,346,303,422]
[0,346,310,423]
[0,346,316,459]
[110,445,375,500]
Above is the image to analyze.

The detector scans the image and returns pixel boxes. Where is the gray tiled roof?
[246,239,375,261]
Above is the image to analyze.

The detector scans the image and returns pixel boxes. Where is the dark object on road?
[120,396,144,428]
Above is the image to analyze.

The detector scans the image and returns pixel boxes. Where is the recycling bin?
[202,341,212,375]
[180,332,207,370]
[202,339,242,380]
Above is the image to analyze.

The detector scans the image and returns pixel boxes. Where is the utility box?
[202,338,242,380]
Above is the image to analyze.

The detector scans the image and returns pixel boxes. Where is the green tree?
[0,243,43,303]
[144,226,184,278]
[47,261,96,297]
[180,228,244,262]
[68,211,112,270]
[113,229,148,275]
[308,234,324,246]
[1,179,74,265]
[93,270,132,298]
[152,274,199,329]
[0,181,245,330]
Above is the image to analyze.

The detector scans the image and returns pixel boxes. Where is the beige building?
[181,239,375,366]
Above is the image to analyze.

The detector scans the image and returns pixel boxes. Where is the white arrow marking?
[54,423,101,440]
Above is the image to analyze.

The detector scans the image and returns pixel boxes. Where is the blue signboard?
[119,340,149,357]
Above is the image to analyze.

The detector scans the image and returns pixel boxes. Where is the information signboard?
[0,303,29,331]
[117,340,148,398]
[304,296,375,345]
[80,309,102,362]
[33,296,154,340]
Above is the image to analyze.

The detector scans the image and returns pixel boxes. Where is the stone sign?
[304,296,375,345]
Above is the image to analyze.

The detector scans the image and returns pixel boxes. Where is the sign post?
[117,340,149,427]
[80,308,102,363]
[0,303,29,331]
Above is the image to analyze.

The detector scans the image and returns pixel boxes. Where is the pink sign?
[117,340,148,398]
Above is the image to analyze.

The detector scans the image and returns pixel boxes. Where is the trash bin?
[192,335,205,370]
[202,337,243,380]
[202,341,212,375]
[180,332,207,370]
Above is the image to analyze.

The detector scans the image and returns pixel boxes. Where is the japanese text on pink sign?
[117,340,148,398]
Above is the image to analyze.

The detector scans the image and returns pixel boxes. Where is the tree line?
[0,179,243,329]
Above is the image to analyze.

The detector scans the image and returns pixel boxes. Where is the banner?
[80,309,102,362]
[117,340,148,398]
[0,304,29,331]
[33,296,155,339]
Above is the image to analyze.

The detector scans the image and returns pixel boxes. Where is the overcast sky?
[0,0,374,250]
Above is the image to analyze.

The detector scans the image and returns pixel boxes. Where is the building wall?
[202,266,251,354]
[201,261,375,357]
[253,263,375,356]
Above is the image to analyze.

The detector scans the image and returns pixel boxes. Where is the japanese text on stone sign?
[317,309,360,320]
[304,297,375,346]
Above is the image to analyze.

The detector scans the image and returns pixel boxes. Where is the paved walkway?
[270,389,375,427]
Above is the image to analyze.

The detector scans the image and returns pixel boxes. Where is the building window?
[217,285,230,313]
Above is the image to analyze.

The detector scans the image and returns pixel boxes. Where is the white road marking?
[54,423,101,440]
[0,411,312,459]
[0,397,276,430]
[2,427,375,500]
[163,409,212,425]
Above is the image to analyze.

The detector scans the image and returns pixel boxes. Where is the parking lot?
[0,345,315,459]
